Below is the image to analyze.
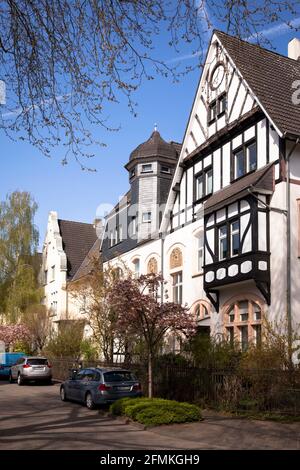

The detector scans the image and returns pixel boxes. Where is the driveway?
[0,380,300,450]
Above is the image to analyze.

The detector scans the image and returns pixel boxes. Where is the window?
[141,164,152,173]
[109,225,123,247]
[196,174,204,200]
[132,259,140,278]
[172,272,183,304]
[218,220,240,261]
[227,327,235,346]
[253,324,262,346]
[44,270,48,284]
[161,166,170,174]
[224,299,263,351]
[208,94,227,123]
[197,233,204,272]
[51,265,55,281]
[131,216,137,236]
[235,149,244,179]
[130,168,135,178]
[230,220,240,257]
[233,140,257,179]
[194,301,210,322]
[118,225,123,243]
[208,101,217,123]
[195,167,213,201]
[247,142,257,172]
[219,94,227,115]
[239,326,249,352]
[219,225,227,261]
[142,212,151,223]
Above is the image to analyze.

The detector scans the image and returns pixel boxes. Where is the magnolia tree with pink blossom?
[109,273,196,397]
[0,324,30,351]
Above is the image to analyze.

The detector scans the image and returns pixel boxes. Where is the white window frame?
[219,225,227,261]
[246,141,257,173]
[141,164,153,174]
[131,216,136,236]
[230,220,240,257]
[133,259,140,278]
[161,166,170,174]
[172,271,183,305]
[197,233,204,272]
[142,212,152,223]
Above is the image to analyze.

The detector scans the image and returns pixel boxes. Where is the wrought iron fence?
[50,358,300,416]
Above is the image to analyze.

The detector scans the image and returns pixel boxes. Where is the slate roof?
[71,238,102,283]
[204,163,275,215]
[215,30,300,137]
[129,130,180,162]
[58,219,97,280]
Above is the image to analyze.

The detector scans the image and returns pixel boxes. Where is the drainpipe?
[285,136,299,366]
[160,234,165,303]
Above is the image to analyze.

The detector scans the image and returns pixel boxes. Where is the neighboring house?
[41,211,99,332]
[101,30,300,354]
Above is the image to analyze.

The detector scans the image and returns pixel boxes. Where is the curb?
[99,411,147,430]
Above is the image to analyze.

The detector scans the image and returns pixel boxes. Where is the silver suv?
[10,356,52,385]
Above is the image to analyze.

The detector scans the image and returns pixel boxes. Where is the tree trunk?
[148,351,153,398]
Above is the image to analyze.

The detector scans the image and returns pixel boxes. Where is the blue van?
[0,352,25,377]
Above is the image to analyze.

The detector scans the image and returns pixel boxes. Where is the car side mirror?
[70,369,78,380]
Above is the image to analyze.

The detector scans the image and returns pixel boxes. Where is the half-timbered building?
[101,30,300,353]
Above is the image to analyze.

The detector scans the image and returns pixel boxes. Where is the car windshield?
[103,371,136,382]
[27,359,48,365]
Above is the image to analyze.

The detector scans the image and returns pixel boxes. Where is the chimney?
[93,217,103,238]
[288,38,300,60]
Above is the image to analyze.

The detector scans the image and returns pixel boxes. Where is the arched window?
[147,257,158,274]
[223,299,262,351]
[132,258,140,278]
[169,247,183,269]
[112,267,123,280]
[194,301,210,322]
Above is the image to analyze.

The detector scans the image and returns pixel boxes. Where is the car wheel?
[17,374,24,386]
[85,392,96,410]
[60,386,68,401]
[9,373,15,384]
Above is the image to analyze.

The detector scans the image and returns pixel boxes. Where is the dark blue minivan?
[0,352,25,378]
[60,367,142,409]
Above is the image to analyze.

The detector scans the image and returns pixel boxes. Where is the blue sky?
[1,14,300,249]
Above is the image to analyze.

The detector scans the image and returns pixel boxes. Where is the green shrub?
[110,397,202,427]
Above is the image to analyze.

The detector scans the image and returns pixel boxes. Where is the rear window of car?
[103,371,136,382]
[27,359,48,365]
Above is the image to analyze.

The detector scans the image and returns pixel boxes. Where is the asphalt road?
[1,379,300,450]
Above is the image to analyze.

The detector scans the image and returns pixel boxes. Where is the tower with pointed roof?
[125,129,180,241]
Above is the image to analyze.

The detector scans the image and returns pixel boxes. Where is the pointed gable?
[215,30,300,138]
[58,219,97,280]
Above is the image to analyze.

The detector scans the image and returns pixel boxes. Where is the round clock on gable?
[209,62,225,90]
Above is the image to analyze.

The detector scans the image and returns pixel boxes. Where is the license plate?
[33,366,44,370]
[118,386,130,391]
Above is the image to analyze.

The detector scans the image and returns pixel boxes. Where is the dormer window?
[141,164,153,173]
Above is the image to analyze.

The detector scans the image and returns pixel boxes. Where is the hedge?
[110,397,202,427]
